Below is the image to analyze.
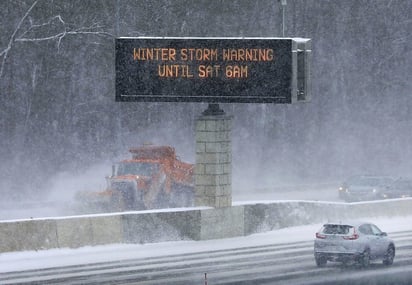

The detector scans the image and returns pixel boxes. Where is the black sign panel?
[115,37,295,103]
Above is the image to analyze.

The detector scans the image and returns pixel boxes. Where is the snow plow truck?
[77,145,194,212]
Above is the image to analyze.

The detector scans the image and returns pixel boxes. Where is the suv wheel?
[360,249,370,268]
[383,245,395,266]
[315,255,327,267]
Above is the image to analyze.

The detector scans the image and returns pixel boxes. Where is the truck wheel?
[154,185,169,209]
[181,186,194,207]
[110,191,123,211]
[170,185,194,208]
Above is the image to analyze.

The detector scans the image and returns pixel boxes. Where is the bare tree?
[0,0,113,79]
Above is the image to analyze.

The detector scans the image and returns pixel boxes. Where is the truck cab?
[105,145,194,211]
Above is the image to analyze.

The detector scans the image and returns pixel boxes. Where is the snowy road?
[1,217,411,285]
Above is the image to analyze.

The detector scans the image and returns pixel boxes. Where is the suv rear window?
[321,224,353,235]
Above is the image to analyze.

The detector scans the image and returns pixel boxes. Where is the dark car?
[314,221,395,267]
[338,175,395,202]
[380,178,412,199]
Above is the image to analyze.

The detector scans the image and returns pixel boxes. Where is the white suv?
[314,221,395,267]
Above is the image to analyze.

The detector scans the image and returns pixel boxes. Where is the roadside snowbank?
[1,215,411,273]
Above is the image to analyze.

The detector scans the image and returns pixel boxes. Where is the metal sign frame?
[115,37,311,104]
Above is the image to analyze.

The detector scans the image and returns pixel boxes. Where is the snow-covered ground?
[1,215,411,274]
[0,185,340,221]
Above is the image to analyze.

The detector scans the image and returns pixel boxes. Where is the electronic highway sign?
[115,37,311,103]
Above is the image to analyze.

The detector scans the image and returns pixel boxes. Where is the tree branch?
[0,1,114,78]
[0,0,39,79]
[15,15,114,48]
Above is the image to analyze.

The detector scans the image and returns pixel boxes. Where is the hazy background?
[1,0,411,202]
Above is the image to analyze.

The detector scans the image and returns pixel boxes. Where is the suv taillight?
[343,229,359,240]
[316,232,326,239]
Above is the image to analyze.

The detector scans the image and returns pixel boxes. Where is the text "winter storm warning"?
[115,37,311,103]
[133,47,274,79]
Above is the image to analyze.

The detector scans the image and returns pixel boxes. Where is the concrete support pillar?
[195,105,232,208]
